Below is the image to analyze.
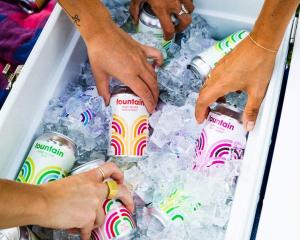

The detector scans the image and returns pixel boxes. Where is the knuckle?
[245,107,260,118]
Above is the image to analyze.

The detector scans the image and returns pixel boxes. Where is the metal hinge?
[2,64,23,90]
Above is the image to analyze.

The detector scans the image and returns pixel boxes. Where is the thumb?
[243,94,264,131]
[94,69,111,105]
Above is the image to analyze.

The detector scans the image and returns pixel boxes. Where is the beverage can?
[108,86,149,157]
[138,3,176,52]
[0,227,38,240]
[71,162,137,240]
[188,30,249,79]
[70,158,105,175]
[148,190,201,229]
[193,103,247,171]
[90,200,136,240]
[16,132,76,184]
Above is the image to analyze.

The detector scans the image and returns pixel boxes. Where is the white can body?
[16,133,76,184]
[108,93,149,157]
[194,110,247,171]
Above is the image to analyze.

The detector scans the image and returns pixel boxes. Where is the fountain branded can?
[0,227,38,240]
[71,160,137,240]
[188,30,249,79]
[148,190,201,229]
[90,200,136,240]
[108,86,149,157]
[193,103,247,171]
[138,3,176,52]
[16,132,76,184]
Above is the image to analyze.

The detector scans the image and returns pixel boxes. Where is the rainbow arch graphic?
[81,109,93,126]
[90,230,101,240]
[110,133,126,156]
[111,115,127,138]
[103,207,135,239]
[34,166,66,185]
[131,115,149,139]
[206,139,233,167]
[195,129,207,158]
[16,157,35,183]
[131,135,148,156]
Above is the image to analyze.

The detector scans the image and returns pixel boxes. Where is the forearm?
[58,0,113,42]
[0,180,46,228]
[252,0,299,50]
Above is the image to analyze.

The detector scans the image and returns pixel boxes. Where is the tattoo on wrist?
[71,14,81,26]
[57,1,81,27]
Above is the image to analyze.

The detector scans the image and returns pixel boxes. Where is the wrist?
[27,185,50,226]
[78,3,114,43]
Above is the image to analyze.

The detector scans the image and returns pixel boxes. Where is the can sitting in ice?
[71,159,137,240]
[147,190,201,232]
[16,132,76,184]
[108,85,149,157]
[193,103,247,171]
[138,2,176,52]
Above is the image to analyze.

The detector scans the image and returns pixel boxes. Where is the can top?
[212,103,243,122]
[188,56,211,80]
[111,85,136,96]
[71,158,106,175]
[41,132,77,151]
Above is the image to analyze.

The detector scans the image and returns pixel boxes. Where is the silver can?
[16,132,77,185]
[18,0,49,14]
[0,227,38,240]
[188,30,249,79]
[138,3,176,52]
[70,158,106,175]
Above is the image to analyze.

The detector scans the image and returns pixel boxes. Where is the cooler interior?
[0,1,292,240]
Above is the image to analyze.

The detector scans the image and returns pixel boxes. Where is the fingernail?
[246,121,255,131]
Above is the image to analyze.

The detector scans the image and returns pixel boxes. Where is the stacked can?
[70,159,137,240]
[16,132,76,184]
[188,30,249,79]
[108,85,149,158]
[0,227,38,240]
[138,3,176,53]
[147,190,201,230]
[193,103,247,171]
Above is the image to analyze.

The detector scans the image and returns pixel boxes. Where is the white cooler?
[0,1,297,239]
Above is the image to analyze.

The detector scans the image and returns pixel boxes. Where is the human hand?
[86,19,163,113]
[37,162,134,240]
[195,36,277,131]
[130,0,195,40]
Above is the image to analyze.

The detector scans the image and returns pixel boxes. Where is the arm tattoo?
[57,0,81,27]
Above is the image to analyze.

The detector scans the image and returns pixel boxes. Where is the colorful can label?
[65,86,99,127]
[108,92,149,157]
[193,107,247,171]
[16,133,76,184]
[205,30,249,68]
[149,190,201,227]
[189,30,249,78]
[91,200,136,240]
